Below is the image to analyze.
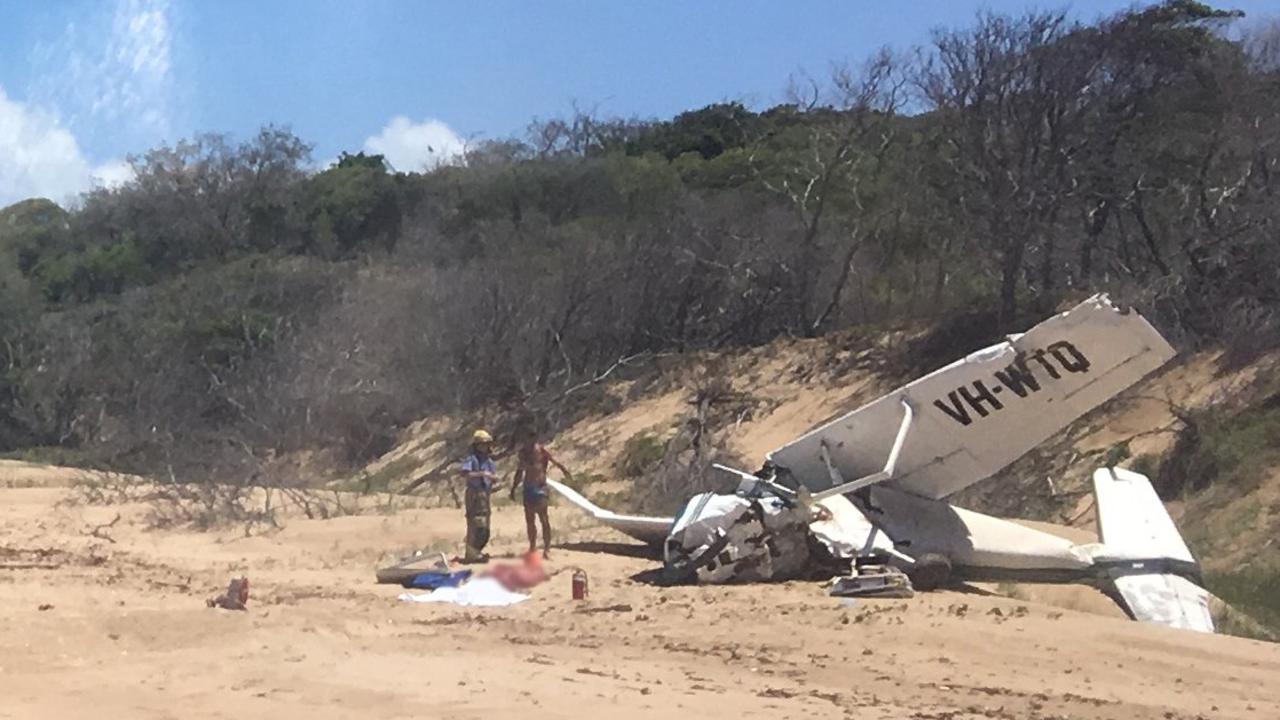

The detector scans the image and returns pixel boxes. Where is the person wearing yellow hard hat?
[459,428,500,562]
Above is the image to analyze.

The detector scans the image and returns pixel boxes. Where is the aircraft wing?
[546,478,672,546]
[768,295,1175,499]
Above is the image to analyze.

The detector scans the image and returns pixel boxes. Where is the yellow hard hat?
[472,429,493,443]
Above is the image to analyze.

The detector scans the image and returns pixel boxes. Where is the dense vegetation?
[2,2,1278,486]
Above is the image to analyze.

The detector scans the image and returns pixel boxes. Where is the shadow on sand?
[555,541,675,586]
[627,567,671,585]
[557,541,661,561]
[949,582,1000,597]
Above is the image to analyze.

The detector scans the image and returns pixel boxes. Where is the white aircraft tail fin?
[1093,467,1215,633]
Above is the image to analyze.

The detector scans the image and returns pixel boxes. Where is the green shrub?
[617,432,666,478]
[190,308,279,372]
[558,471,606,492]
[1103,441,1131,468]
[1205,562,1280,641]
[0,445,99,468]
[36,236,149,303]
[351,455,420,493]
[1126,453,1160,479]
[1159,395,1280,498]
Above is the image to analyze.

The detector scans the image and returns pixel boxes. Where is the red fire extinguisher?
[571,568,588,600]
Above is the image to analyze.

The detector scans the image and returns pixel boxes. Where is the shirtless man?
[510,429,572,559]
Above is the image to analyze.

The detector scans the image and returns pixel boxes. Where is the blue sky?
[1,0,1275,205]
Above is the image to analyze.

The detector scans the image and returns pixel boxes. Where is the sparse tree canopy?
[0,1,1276,485]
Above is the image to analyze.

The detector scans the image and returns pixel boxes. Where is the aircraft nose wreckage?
[550,295,1215,633]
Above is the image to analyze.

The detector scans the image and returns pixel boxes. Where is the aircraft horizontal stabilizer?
[1110,574,1214,633]
[1093,467,1214,633]
[546,478,672,546]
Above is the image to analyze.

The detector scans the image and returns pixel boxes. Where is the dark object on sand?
[376,550,452,585]
[207,577,250,610]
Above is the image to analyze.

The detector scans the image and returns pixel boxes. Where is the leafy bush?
[349,455,421,494]
[617,432,666,478]
[558,471,606,492]
[1206,562,1280,641]
[1159,395,1280,499]
[1103,442,1132,468]
[189,308,279,372]
[36,237,148,303]
[5,1,1280,517]
[1127,453,1161,479]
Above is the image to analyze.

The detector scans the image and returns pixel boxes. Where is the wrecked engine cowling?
[661,491,880,584]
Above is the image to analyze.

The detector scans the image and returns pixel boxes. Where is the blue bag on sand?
[403,569,472,590]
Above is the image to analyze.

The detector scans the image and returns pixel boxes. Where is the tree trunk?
[999,237,1025,329]
[1079,198,1110,281]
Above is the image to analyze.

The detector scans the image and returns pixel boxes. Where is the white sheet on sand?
[397,577,529,607]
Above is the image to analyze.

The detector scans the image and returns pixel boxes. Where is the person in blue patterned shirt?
[459,429,501,562]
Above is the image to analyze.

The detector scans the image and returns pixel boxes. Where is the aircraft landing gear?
[907,553,953,591]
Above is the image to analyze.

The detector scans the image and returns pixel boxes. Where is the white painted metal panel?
[1091,467,1213,633]
[1112,573,1215,633]
[546,478,672,546]
[809,495,891,559]
[1093,467,1194,563]
[768,295,1176,499]
[868,486,1095,572]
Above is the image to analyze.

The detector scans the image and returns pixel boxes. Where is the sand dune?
[1,485,1277,720]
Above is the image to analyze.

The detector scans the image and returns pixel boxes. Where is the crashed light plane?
[550,295,1215,633]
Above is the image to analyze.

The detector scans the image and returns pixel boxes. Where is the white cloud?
[0,87,135,207]
[0,87,91,206]
[362,116,466,172]
[91,159,136,189]
[28,0,175,151]
[1,0,166,206]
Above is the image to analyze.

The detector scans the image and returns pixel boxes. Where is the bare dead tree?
[754,48,908,336]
